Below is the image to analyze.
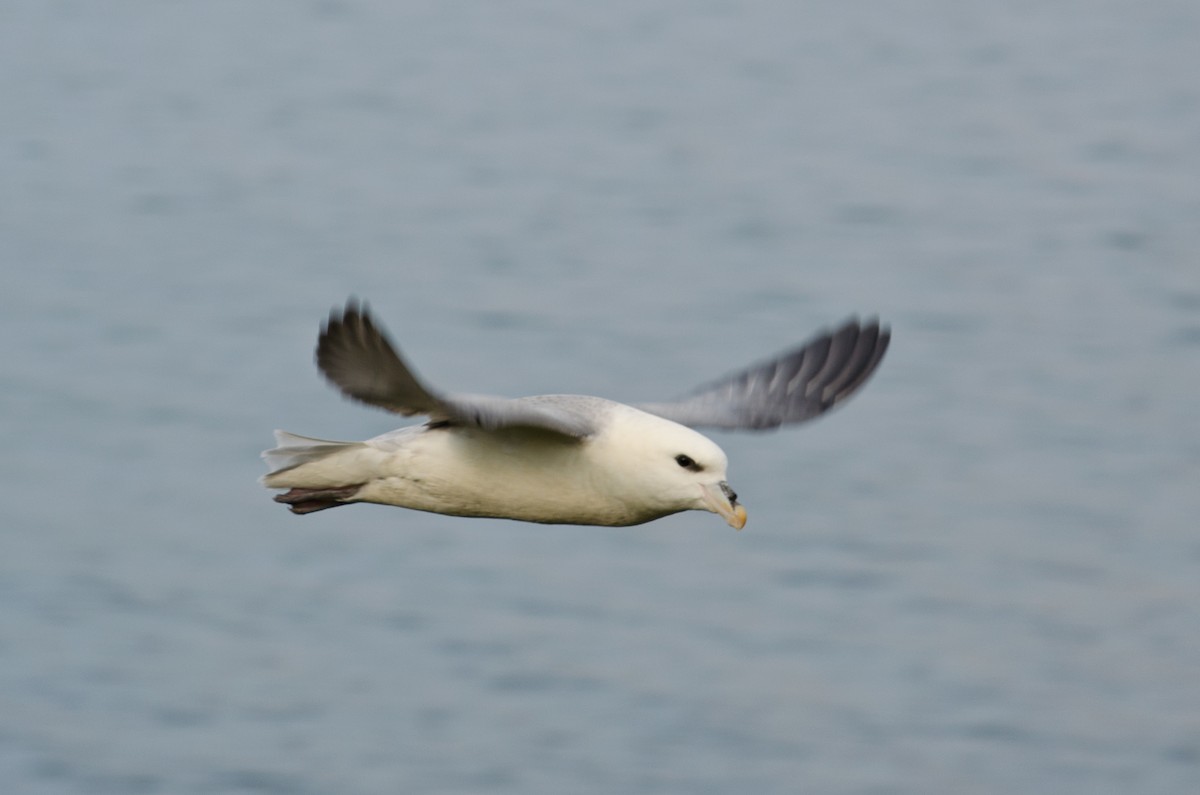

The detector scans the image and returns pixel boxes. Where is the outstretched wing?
[636,318,890,431]
[315,300,596,438]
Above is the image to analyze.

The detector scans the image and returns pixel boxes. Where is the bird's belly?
[356,471,662,526]
[352,428,659,526]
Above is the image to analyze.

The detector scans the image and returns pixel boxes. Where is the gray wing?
[636,318,890,430]
[314,299,597,438]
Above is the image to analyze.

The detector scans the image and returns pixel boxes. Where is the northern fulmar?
[262,300,889,529]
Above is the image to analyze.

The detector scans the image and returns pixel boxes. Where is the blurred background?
[2,1,1198,793]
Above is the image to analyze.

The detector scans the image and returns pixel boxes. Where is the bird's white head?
[596,405,747,529]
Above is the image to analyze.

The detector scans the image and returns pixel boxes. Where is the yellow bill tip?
[728,503,748,531]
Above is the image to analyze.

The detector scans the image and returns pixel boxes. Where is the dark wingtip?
[308,297,438,417]
[315,297,386,389]
[823,316,890,405]
[776,314,891,419]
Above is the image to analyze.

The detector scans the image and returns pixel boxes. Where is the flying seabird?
[262,300,889,529]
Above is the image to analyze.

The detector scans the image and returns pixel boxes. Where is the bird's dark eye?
[675,454,701,471]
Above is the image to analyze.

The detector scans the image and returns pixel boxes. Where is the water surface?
[2,2,1198,793]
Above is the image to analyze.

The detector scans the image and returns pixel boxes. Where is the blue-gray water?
[3,2,1199,793]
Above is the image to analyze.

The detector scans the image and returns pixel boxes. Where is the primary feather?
[636,318,890,430]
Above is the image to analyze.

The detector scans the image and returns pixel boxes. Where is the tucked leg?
[273,485,361,515]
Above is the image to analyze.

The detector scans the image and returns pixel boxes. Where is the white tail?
[260,430,373,487]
